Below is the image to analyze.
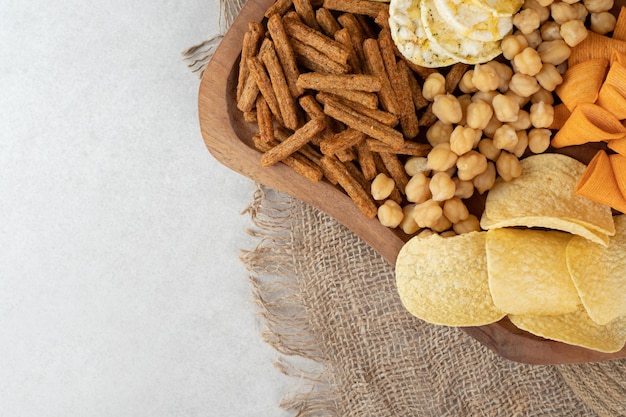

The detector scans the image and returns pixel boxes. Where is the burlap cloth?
[185,2,626,414]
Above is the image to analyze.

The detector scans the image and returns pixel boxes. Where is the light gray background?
[1,0,292,415]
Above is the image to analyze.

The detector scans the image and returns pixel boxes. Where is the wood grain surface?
[198,0,626,364]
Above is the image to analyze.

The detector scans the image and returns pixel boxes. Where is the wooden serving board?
[198,0,626,364]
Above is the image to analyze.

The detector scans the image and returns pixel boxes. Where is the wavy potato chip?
[395,232,504,326]
[480,154,615,246]
[486,228,580,316]
[567,215,626,326]
[509,307,626,353]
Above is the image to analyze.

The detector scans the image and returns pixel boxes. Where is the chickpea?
[458,70,478,93]
[530,101,555,128]
[432,94,463,124]
[423,72,446,101]
[483,114,503,138]
[371,173,395,200]
[413,199,443,229]
[490,61,514,92]
[378,200,403,228]
[496,151,523,181]
[531,87,555,104]
[427,143,458,172]
[453,214,481,235]
[466,100,493,130]
[514,47,543,76]
[535,63,563,91]
[523,0,551,23]
[572,2,589,20]
[513,129,529,157]
[493,124,519,152]
[442,197,470,223]
[561,0,581,4]
[591,12,617,35]
[426,120,453,146]
[405,172,432,203]
[537,40,571,65]
[457,93,473,126]
[429,171,456,201]
[473,161,497,194]
[478,138,502,161]
[560,19,588,46]
[528,128,552,153]
[536,0,555,6]
[501,34,529,60]
[504,89,531,108]
[457,150,488,181]
[514,8,541,34]
[450,125,477,155]
[508,73,541,97]
[519,29,543,49]
[472,90,498,105]
[551,1,579,24]
[400,204,420,235]
[583,0,614,13]
[431,214,453,233]
[472,63,500,92]
[541,21,563,41]
[492,93,520,123]
[453,177,475,199]
[404,156,430,177]
[508,109,532,130]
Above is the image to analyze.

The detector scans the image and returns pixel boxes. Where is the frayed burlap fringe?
[182,0,248,77]
[239,184,619,417]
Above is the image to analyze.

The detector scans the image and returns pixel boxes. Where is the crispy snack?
[298,94,333,144]
[265,0,293,17]
[337,13,367,68]
[243,110,257,123]
[335,146,357,162]
[418,103,438,127]
[316,92,398,126]
[377,31,419,138]
[320,155,378,218]
[253,134,324,182]
[292,0,322,31]
[366,138,431,156]
[548,103,571,130]
[256,95,275,143]
[356,139,377,180]
[613,6,626,41]
[267,14,304,97]
[445,63,469,93]
[323,0,389,18]
[608,137,626,156]
[320,128,366,155]
[297,72,382,92]
[236,72,260,113]
[237,23,265,102]
[260,117,327,166]
[248,56,284,125]
[316,7,341,36]
[568,31,626,67]
[552,103,626,148]
[261,42,300,131]
[334,28,362,74]
[289,36,352,74]
[283,16,350,65]
[555,59,609,111]
[323,88,379,109]
[401,59,429,110]
[575,150,626,213]
[363,38,400,115]
[322,96,404,149]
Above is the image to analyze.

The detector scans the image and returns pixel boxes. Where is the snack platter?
[198,0,626,364]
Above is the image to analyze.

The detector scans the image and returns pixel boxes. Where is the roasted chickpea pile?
[376,0,617,238]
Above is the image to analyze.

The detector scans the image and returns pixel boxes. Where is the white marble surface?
[1,1,291,415]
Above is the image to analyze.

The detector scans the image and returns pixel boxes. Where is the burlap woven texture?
[241,186,626,417]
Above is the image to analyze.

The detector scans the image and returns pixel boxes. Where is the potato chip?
[395,232,505,326]
[567,215,626,326]
[509,307,626,353]
[486,228,580,316]
[481,154,615,246]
